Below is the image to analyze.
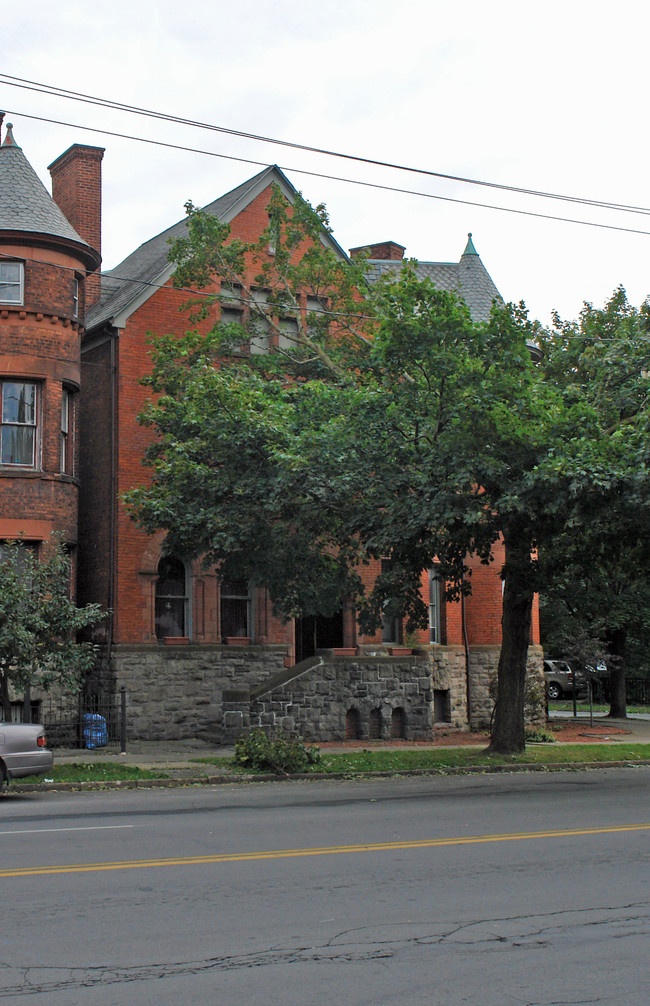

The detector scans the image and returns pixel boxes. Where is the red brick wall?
[82,183,535,650]
[49,145,103,307]
[0,241,88,556]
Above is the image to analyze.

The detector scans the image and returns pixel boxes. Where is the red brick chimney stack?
[48,144,104,308]
[349,240,406,261]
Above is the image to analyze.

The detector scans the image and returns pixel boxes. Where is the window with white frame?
[428,569,442,643]
[279,316,299,350]
[72,278,79,317]
[306,295,328,337]
[250,290,270,355]
[1,380,37,467]
[218,285,245,353]
[0,261,24,304]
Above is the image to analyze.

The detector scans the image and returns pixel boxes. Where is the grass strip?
[315,744,650,774]
[19,762,169,784]
[194,743,650,776]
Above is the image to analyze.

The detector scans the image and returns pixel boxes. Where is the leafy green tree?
[0,537,104,720]
[539,289,650,716]
[126,188,646,754]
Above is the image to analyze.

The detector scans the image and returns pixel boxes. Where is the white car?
[0,723,53,784]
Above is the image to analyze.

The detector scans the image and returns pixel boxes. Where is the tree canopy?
[126,187,650,752]
[0,537,104,720]
[538,288,650,715]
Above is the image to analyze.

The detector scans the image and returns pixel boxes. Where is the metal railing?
[39,686,127,751]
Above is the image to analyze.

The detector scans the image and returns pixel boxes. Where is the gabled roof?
[364,233,501,323]
[0,124,99,268]
[87,165,350,332]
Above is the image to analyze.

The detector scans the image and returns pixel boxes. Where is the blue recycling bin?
[82,713,108,749]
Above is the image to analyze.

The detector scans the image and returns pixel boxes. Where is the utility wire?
[1,73,650,217]
[5,108,650,239]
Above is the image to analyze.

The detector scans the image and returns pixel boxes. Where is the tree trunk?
[488,528,535,755]
[606,627,627,719]
[0,673,11,721]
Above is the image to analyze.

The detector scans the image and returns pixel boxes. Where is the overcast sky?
[2,1,648,325]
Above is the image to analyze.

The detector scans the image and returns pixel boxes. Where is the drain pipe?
[461,574,472,729]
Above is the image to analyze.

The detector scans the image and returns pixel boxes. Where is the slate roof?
[87,165,349,332]
[365,234,502,323]
[0,124,96,264]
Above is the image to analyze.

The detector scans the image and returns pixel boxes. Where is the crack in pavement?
[0,902,647,998]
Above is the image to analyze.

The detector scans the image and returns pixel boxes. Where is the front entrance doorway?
[295,610,344,662]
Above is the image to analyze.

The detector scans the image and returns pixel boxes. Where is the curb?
[6,758,650,793]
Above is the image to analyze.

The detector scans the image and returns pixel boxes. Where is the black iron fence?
[624,677,650,705]
[597,676,650,706]
[39,687,127,751]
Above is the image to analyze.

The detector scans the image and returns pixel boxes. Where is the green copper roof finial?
[462,232,478,256]
[2,122,20,148]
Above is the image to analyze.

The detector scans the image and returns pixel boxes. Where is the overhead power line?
[5,107,650,240]
[1,73,650,218]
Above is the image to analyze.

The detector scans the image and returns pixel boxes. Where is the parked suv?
[543,659,588,700]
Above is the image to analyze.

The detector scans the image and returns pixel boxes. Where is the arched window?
[155,555,187,640]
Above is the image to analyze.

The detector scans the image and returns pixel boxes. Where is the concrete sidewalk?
[48,714,650,777]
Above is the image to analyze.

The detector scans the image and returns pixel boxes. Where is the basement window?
[434,689,451,723]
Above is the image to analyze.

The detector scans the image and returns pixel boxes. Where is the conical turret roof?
[0,123,99,268]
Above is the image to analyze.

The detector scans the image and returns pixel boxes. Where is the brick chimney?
[48,144,104,308]
[349,240,406,261]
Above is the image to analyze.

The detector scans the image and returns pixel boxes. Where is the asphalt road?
[2,769,649,1005]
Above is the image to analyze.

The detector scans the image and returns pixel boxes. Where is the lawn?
[192,742,650,777]
[314,744,650,775]
[16,763,169,784]
[548,700,649,715]
[10,743,650,787]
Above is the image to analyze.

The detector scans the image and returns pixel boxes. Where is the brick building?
[0,120,101,589]
[0,125,542,741]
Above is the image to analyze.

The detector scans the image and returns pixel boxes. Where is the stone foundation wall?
[111,644,288,741]
[249,655,434,742]
[105,641,544,743]
[468,644,545,729]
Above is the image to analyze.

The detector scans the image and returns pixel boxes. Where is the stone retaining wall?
[111,644,288,741]
[249,655,433,742]
[107,641,545,742]
[468,644,545,729]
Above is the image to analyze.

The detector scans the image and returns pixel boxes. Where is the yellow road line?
[2,823,648,879]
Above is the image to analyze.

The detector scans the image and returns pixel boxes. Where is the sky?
[2,0,649,326]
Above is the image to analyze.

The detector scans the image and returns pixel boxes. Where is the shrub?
[524,727,556,743]
[234,729,321,773]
